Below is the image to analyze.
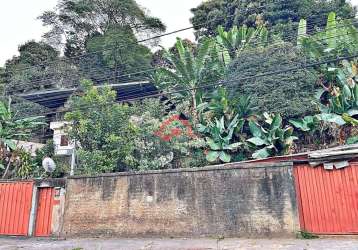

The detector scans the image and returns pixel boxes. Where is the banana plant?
[298,12,358,58]
[0,98,45,178]
[289,115,320,133]
[197,115,242,163]
[316,61,358,115]
[215,25,268,67]
[198,87,255,125]
[154,38,222,124]
[247,113,298,159]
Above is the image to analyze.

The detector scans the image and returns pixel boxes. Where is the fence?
[0,146,358,238]
[0,179,66,237]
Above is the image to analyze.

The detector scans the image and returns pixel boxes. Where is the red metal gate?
[34,187,55,237]
[294,163,358,234]
[0,181,34,236]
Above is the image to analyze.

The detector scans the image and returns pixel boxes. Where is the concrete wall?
[62,162,300,238]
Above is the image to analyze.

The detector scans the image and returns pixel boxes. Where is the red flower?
[171,128,182,136]
[154,114,196,142]
[162,135,171,142]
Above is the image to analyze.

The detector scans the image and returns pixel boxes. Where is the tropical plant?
[0,99,44,178]
[198,87,255,128]
[298,12,358,58]
[215,25,268,66]
[198,115,242,163]
[155,38,222,124]
[316,61,358,115]
[289,115,320,133]
[247,113,298,159]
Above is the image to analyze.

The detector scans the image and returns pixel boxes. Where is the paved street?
[0,237,357,250]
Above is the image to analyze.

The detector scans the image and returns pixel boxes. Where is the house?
[18,81,156,144]
[50,121,74,156]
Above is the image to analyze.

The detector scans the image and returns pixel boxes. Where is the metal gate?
[34,187,55,237]
[294,163,358,234]
[0,181,34,236]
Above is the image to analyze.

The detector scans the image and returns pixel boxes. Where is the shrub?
[227,42,319,118]
[64,80,138,175]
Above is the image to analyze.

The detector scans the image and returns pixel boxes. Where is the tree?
[190,0,356,40]
[84,25,153,84]
[64,80,138,174]
[39,0,166,57]
[3,41,79,94]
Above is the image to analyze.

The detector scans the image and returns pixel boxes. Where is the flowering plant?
[155,114,196,142]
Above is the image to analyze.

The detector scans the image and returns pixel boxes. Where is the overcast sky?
[0,0,357,66]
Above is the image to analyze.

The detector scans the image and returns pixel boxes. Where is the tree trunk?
[2,156,12,179]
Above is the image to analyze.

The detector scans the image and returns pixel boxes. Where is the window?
[60,135,69,146]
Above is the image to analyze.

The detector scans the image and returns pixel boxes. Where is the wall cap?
[67,161,293,179]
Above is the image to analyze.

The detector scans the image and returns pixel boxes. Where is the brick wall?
[62,162,300,238]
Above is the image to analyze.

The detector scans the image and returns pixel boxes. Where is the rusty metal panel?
[35,187,54,237]
[0,181,34,236]
[294,163,358,234]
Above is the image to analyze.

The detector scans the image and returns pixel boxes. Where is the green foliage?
[0,99,44,151]
[289,115,321,134]
[198,115,242,163]
[190,0,355,39]
[198,87,256,123]
[297,230,319,239]
[16,150,37,179]
[64,80,138,174]
[247,113,297,159]
[317,61,358,115]
[39,0,166,57]
[0,99,45,179]
[34,140,70,178]
[85,25,153,82]
[227,43,318,118]
[346,136,358,145]
[129,112,205,170]
[155,38,222,123]
[3,41,78,94]
[298,12,358,58]
[215,25,268,66]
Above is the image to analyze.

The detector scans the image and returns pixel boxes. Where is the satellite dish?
[42,157,56,173]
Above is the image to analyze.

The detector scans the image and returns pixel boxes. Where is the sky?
[0,0,357,66]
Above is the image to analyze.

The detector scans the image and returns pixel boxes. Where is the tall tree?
[39,0,166,57]
[83,25,153,84]
[190,0,356,40]
[3,41,78,94]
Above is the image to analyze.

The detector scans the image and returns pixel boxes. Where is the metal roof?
[18,81,156,109]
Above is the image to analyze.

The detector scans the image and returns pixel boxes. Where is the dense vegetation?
[1,0,358,178]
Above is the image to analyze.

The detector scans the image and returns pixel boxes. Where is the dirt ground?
[0,237,358,250]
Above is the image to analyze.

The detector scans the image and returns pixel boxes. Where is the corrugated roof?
[18,81,156,109]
